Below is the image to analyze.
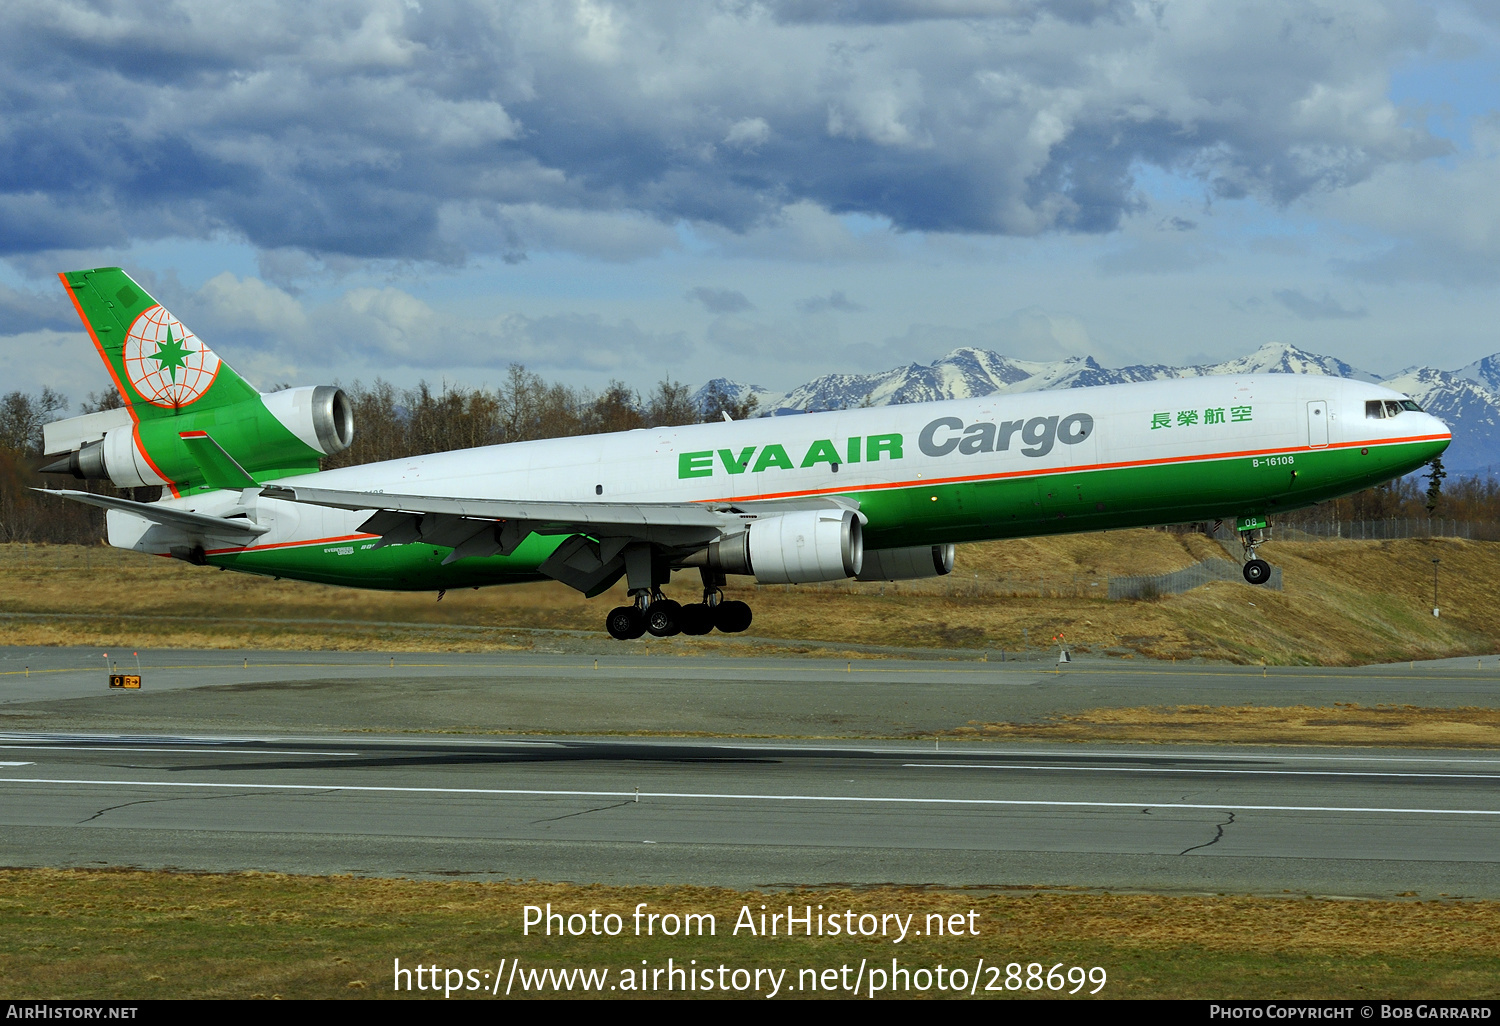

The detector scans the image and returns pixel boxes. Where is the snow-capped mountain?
[1457,354,1500,396]
[694,342,1500,476]
[1379,366,1500,477]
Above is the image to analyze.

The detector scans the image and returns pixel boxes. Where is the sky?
[2,0,1498,407]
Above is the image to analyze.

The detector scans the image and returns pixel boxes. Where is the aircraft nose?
[1426,413,1453,453]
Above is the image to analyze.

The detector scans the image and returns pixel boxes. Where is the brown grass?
[946,704,1500,748]
[1,869,1498,999]
[3,532,1499,665]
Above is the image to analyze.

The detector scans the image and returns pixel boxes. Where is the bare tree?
[646,377,698,428]
[582,381,643,435]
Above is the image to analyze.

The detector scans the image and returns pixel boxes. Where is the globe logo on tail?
[121,306,220,408]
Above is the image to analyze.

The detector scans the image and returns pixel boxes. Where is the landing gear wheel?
[677,603,714,636]
[714,600,753,634]
[645,599,683,637]
[605,605,645,640]
[1243,558,1271,585]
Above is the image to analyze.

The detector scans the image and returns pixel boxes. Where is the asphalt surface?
[1,647,1498,896]
[3,646,1500,737]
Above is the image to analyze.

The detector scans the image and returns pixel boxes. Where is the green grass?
[2,870,1498,1000]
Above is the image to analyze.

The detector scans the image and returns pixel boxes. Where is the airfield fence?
[1273,519,1489,541]
[1107,557,1281,600]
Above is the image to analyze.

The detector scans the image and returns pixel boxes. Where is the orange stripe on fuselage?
[203,431,1450,556]
[203,533,379,556]
[705,432,1452,504]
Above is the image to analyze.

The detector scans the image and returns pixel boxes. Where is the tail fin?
[59,268,260,417]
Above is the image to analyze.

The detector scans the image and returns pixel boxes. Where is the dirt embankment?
[2,531,1498,665]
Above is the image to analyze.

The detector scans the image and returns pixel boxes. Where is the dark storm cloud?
[0,0,1446,264]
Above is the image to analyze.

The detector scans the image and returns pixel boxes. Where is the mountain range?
[695,343,1500,477]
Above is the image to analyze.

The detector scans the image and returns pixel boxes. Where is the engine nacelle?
[58,425,170,489]
[42,385,353,489]
[856,544,955,581]
[260,385,355,457]
[699,508,864,584]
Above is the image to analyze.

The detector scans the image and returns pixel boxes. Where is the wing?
[37,487,269,542]
[257,483,863,592]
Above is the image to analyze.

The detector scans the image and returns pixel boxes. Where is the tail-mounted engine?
[41,385,354,490]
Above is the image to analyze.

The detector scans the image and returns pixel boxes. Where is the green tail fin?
[59,267,259,418]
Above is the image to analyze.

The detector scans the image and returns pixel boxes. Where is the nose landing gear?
[1237,517,1273,585]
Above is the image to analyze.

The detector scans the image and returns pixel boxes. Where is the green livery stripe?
[203,435,1445,592]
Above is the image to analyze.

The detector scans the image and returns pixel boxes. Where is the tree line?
[321,368,753,471]
[0,372,1492,546]
[0,369,755,544]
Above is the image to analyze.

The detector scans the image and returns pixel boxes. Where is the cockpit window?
[1366,400,1386,419]
[1400,399,1423,412]
[1385,400,1403,417]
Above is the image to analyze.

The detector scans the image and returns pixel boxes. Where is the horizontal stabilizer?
[42,407,134,457]
[36,488,269,540]
[179,431,258,490]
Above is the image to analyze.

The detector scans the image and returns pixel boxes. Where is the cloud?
[765,1,1130,26]
[844,307,1096,368]
[0,0,1450,266]
[0,280,78,334]
[315,284,692,374]
[186,272,309,341]
[686,286,754,313]
[1320,112,1500,285]
[1273,288,1368,320]
[724,117,771,150]
[798,289,864,313]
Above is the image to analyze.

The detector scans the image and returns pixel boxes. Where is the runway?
[1,730,1497,897]
[1,647,1497,896]
[3,646,1499,737]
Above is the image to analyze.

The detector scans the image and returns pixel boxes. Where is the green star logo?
[150,327,191,382]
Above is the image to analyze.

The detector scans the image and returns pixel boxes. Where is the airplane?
[38,267,1451,640]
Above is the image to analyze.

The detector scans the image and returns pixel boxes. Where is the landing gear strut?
[1239,526,1272,586]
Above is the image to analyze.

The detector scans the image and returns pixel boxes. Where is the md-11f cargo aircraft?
[40,267,1451,640]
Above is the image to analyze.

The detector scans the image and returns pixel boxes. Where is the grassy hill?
[1,530,1497,665]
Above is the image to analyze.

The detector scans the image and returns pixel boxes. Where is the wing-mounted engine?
[856,544,955,581]
[697,507,864,584]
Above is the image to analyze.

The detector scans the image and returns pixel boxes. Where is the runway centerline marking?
[902,763,1500,780]
[1,777,1497,817]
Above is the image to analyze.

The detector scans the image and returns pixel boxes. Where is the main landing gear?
[1239,525,1272,586]
[604,568,753,641]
